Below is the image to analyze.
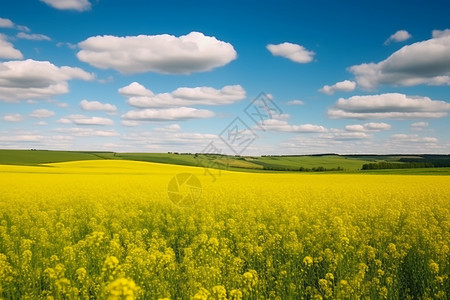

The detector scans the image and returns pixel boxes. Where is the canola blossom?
[0,160,449,299]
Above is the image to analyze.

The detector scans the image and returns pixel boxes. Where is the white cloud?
[0,18,14,28]
[2,114,24,122]
[122,130,217,151]
[40,0,92,11]
[36,121,47,126]
[364,122,392,131]
[0,34,23,59]
[121,120,140,127]
[55,127,119,137]
[328,93,450,119]
[384,30,412,45]
[29,109,55,118]
[122,107,214,121]
[155,124,181,132]
[118,82,154,97]
[123,83,246,108]
[319,80,356,95]
[286,100,305,105]
[0,18,29,31]
[258,119,328,133]
[345,122,391,132]
[410,121,428,128]
[324,132,370,140]
[266,42,315,63]
[350,32,450,89]
[390,134,438,143]
[58,114,114,126]
[17,32,51,41]
[0,59,94,102]
[432,29,450,38]
[80,100,117,113]
[77,32,237,74]
[0,134,44,142]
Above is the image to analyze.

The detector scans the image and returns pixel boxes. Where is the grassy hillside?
[0,150,115,165]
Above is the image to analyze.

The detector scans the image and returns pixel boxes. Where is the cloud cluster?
[80,100,117,113]
[319,80,356,95]
[0,34,23,59]
[0,59,94,102]
[350,32,450,88]
[29,109,55,118]
[390,134,437,143]
[328,93,450,119]
[55,127,119,137]
[121,83,246,108]
[345,122,391,132]
[261,119,328,133]
[58,114,114,126]
[77,32,237,74]
[266,42,315,63]
[0,17,29,31]
[2,114,24,122]
[40,0,91,11]
[384,30,412,45]
[122,107,214,122]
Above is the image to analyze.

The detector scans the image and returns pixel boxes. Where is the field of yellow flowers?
[0,160,449,299]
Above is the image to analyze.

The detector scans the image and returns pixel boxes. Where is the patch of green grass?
[253,155,373,171]
[0,150,114,165]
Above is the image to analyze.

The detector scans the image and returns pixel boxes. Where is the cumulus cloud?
[77,32,237,74]
[0,34,23,59]
[17,32,51,41]
[0,59,94,102]
[384,30,412,45]
[319,80,356,95]
[2,114,24,122]
[40,0,92,11]
[29,109,55,118]
[257,118,328,133]
[58,114,114,126]
[122,107,214,121]
[286,100,305,105]
[118,82,154,97]
[345,122,391,132]
[266,42,315,63]
[328,93,450,119]
[350,31,450,89]
[123,83,246,108]
[432,29,450,38]
[0,18,14,28]
[80,100,117,113]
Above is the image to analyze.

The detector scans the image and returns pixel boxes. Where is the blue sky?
[1,0,449,154]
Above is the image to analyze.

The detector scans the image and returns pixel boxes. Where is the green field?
[0,150,449,175]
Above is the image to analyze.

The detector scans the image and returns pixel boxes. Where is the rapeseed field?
[0,160,448,299]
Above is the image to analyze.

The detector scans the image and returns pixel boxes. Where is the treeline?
[263,166,343,172]
[362,162,434,170]
[399,158,450,168]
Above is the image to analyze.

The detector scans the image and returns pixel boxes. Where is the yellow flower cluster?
[0,160,448,299]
